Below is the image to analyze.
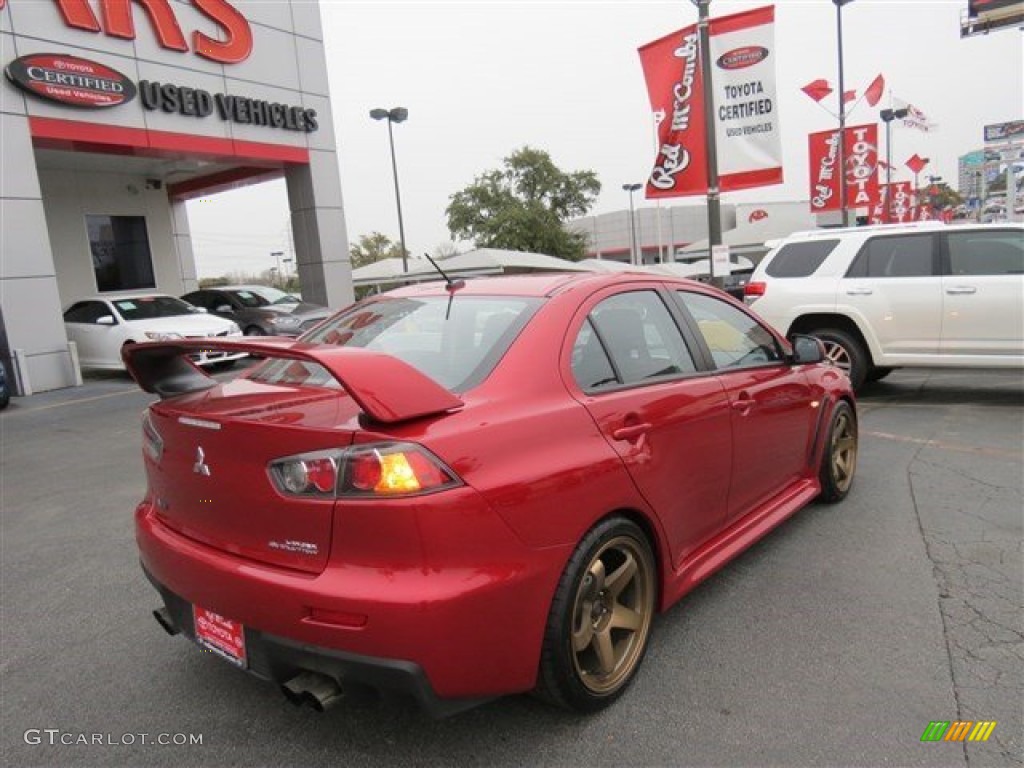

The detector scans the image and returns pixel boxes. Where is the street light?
[370,107,409,273]
[282,257,293,288]
[834,0,855,226]
[270,250,284,288]
[880,107,909,222]
[622,183,643,265]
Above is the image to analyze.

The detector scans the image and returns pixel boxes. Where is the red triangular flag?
[864,74,885,107]
[800,79,833,102]
[906,154,929,174]
[843,90,857,104]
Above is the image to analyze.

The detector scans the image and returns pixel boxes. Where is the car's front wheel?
[537,517,656,712]
[818,400,858,503]
[814,328,868,390]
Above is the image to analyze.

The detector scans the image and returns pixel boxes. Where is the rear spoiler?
[122,339,463,425]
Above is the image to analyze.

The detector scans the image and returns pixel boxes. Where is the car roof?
[777,220,1021,243]
[70,293,180,303]
[381,271,710,299]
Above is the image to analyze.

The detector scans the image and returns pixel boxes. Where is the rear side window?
[846,234,936,278]
[947,230,1024,276]
[254,295,541,392]
[765,240,838,277]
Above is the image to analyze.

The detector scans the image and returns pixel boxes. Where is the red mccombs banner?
[638,5,782,199]
[807,123,879,214]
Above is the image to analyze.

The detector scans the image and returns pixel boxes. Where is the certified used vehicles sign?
[4,53,136,108]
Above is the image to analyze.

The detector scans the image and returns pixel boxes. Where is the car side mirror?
[213,305,231,313]
[97,315,115,326]
[789,334,825,365]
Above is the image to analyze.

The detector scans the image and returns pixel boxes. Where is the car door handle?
[845,287,873,296]
[731,394,754,415]
[611,422,651,442]
[945,286,977,295]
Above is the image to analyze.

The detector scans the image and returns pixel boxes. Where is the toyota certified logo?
[5,53,136,108]
[716,46,769,70]
[193,447,211,477]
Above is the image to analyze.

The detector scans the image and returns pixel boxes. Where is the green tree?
[445,146,601,261]
[350,232,405,269]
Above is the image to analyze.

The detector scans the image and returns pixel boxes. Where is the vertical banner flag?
[639,5,782,199]
[870,182,917,224]
[808,123,879,213]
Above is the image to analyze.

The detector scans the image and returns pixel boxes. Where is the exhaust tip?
[153,607,180,636]
[281,671,344,712]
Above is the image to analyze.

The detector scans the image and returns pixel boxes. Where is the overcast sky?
[187,0,1024,278]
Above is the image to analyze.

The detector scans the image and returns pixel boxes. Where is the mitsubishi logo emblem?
[193,446,211,476]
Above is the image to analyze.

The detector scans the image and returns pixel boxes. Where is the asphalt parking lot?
[2,366,1021,768]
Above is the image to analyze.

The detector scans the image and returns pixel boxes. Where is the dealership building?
[1,0,351,394]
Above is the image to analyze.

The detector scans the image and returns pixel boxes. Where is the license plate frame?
[192,605,247,669]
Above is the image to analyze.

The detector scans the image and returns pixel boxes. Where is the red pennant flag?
[843,90,857,104]
[864,74,885,107]
[906,153,929,174]
[801,78,833,102]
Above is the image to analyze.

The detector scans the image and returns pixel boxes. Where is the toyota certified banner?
[639,5,781,199]
[869,182,917,224]
[808,123,879,213]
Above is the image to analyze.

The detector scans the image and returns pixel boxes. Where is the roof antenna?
[423,252,465,320]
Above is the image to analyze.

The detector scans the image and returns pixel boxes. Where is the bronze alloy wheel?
[570,534,655,695]
[830,407,857,494]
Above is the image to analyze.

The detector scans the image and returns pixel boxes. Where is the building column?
[170,198,199,294]
[0,110,78,394]
[286,149,352,308]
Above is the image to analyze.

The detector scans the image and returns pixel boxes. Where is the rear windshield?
[250,295,541,392]
[765,240,839,277]
[114,296,196,320]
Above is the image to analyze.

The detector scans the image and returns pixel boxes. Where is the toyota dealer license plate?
[192,605,247,668]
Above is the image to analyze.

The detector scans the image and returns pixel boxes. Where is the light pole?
[880,107,908,222]
[370,107,409,273]
[283,257,293,289]
[693,0,723,283]
[834,0,855,226]
[270,250,284,287]
[622,183,642,265]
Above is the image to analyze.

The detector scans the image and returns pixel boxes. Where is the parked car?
[744,222,1024,389]
[181,285,331,337]
[125,273,856,715]
[0,359,10,410]
[64,294,246,371]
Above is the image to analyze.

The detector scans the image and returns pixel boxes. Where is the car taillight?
[743,281,766,299]
[142,410,163,463]
[269,442,460,498]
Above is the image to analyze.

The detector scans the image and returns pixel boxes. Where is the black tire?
[814,328,869,391]
[536,517,656,713]
[818,400,858,503]
[244,326,265,337]
[866,366,894,383]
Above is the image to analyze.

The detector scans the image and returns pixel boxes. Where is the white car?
[744,221,1024,389]
[64,294,246,371]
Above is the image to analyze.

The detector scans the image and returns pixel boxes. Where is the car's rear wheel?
[818,401,858,503]
[814,328,868,391]
[537,517,656,712]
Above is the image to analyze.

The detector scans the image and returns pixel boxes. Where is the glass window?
[846,234,936,278]
[765,239,839,277]
[227,289,271,308]
[587,291,696,386]
[677,291,783,370]
[947,230,1024,276]
[112,296,197,321]
[570,319,617,390]
[64,301,114,324]
[87,215,156,292]
[257,295,541,392]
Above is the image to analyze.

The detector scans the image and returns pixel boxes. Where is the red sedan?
[126,273,857,716]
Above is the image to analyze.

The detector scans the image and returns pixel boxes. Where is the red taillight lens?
[270,443,460,498]
[743,281,766,299]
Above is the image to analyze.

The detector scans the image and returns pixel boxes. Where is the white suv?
[744,222,1023,389]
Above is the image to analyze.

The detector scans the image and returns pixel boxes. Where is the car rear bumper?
[135,495,569,707]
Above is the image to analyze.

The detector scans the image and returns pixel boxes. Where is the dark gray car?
[181,286,332,337]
